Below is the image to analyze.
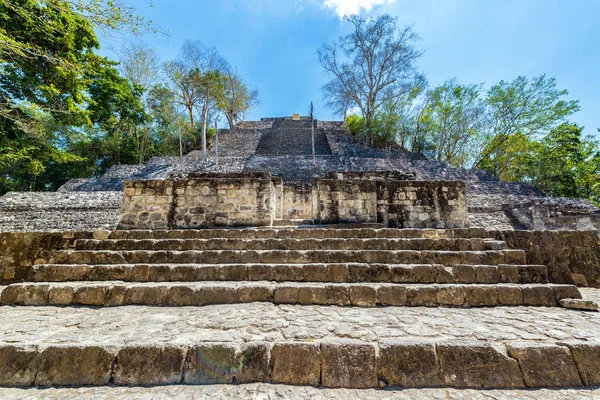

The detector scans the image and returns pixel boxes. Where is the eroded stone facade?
[117,172,468,229]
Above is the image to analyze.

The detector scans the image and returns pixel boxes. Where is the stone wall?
[118,180,174,229]
[283,183,314,220]
[490,230,600,288]
[118,173,276,229]
[505,202,600,230]
[0,232,85,283]
[314,174,468,228]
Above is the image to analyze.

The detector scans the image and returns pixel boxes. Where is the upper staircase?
[254,119,332,156]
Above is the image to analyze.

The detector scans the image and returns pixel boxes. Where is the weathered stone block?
[377,285,407,306]
[273,286,298,304]
[406,287,438,306]
[326,285,350,305]
[507,343,582,388]
[0,284,49,305]
[238,285,274,303]
[378,341,443,387]
[561,342,600,386]
[321,342,377,388]
[35,345,116,386]
[237,342,271,383]
[73,286,106,306]
[349,285,377,306]
[48,286,74,305]
[497,286,523,305]
[464,286,498,306]
[184,344,241,384]
[521,286,556,306]
[0,345,38,386]
[271,343,320,386]
[113,345,186,385]
[436,286,465,306]
[437,341,524,388]
[297,285,327,305]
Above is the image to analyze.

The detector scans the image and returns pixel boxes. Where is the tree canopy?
[0,0,259,193]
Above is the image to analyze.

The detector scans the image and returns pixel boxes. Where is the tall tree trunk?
[187,106,195,148]
[201,89,210,163]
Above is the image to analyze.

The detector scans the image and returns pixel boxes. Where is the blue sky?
[104,0,599,137]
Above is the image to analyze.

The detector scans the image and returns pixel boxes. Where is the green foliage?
[476,75,580,172]
[530,124,600,203]
[345,115,365,137]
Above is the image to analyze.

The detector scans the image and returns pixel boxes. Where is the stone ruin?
[117,171,468,230]
[1,116,597,232]
[0,116,600,396]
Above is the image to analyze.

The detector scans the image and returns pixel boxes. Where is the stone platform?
[0,289,599,390]
[0,227,598,392]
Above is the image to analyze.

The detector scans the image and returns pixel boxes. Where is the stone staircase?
[0,227,598,391]
[255,119,332,156]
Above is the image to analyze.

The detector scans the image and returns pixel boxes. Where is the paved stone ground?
[2,384,600,399]
[0,289,598,346]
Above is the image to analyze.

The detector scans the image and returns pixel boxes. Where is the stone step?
[4,385,599,399]
[0,282,581,307]
[47,249,527,266]
[74,238,500,252]
[1,295,599,388]
[107,227,488,240]
[0,340,598,389]
[28,264,549,284]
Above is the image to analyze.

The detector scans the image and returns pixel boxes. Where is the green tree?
[0,0,152,192]
[531,123,600,203]
[476,75,579,175]
[319,14,425,146]
[420,79,486,167]
[217,70,260,130]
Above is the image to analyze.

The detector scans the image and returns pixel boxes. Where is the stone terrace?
[1,227,599,393]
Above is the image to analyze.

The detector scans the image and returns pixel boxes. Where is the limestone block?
[237,342,272,383]
[73,286,106,306]
[437,341,524,389]
[349,286,377,306]
[406,287,438,306]
[0,345,38,386]
[378,341,443,387]
[552,285,582,300]
[561,342,600,386]
[303,264,329,282]
[559,298,598,311]
[196,286,239,305]
[326,285,350,305]
[238,285,274,303]
[464,286,498,306]
[497,286,523,305]
[497,265,519,283]
[35,345,116,386]
[273,286,298,304]
[48,286,74,305]
[297,285,327,305]
[436,286,465,306]
[0,284,49,305]
[113,345,186,385]
[184,344,241,384]
[507,343,582,388]
[377,285,407,306]
[271,343,320,386]
[475,266,499,283]
[521,286,556,306]
[321,342,377,388]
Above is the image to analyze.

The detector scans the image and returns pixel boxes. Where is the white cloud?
[322,0,396,18]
